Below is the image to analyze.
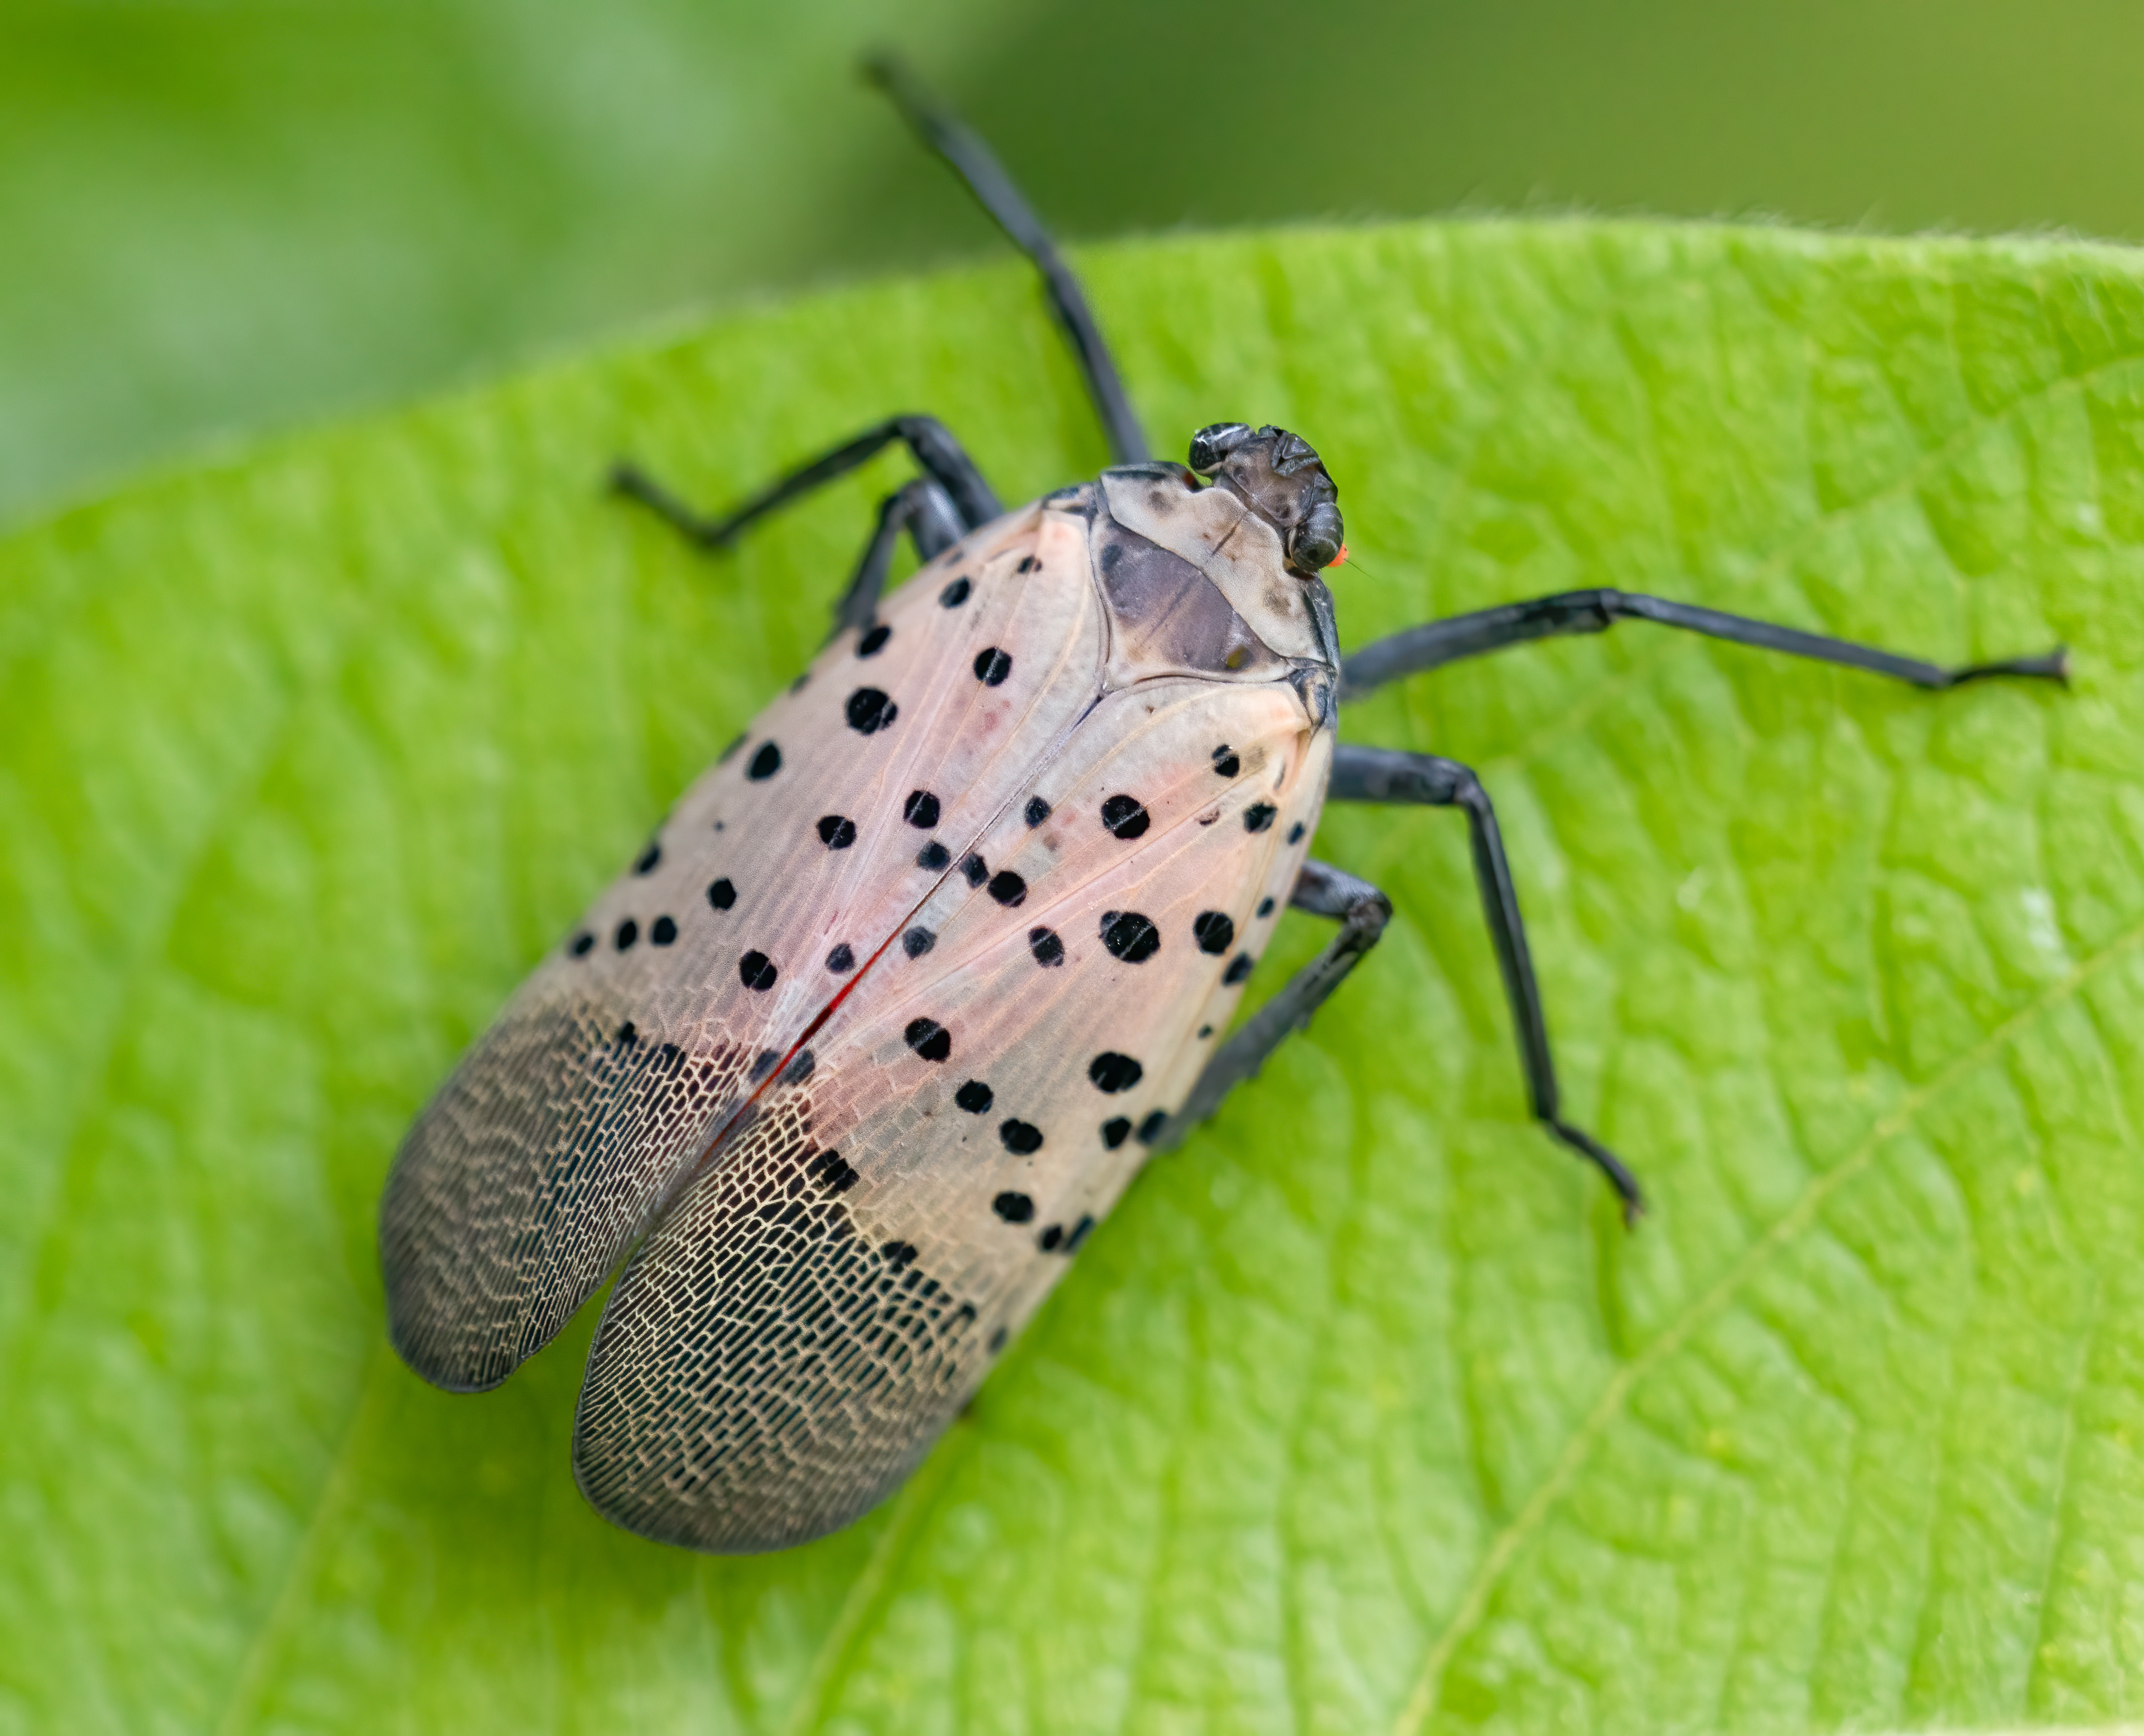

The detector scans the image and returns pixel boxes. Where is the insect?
[378,58,2069,1554]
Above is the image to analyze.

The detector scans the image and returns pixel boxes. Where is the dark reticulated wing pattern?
[572,1091,989,1552]
[574,676,1331,1550]
[383,994,754,1390]
[382,499,1103,1391]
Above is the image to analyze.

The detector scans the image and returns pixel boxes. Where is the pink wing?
[573,675,1332,1549]
[381,499,1110,1390]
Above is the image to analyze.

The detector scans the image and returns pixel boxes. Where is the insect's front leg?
[1325,742,1644,1221]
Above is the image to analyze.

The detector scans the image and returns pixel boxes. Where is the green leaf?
[3,219,2140,1733]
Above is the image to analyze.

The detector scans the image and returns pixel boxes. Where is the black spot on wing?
[974,647,1012,686]
[1192,911,1235,954]
[1017,554,1040,573]
[987,870,1026,907]
[634,840,661,874]
[846,688,896,733]
[1024,795,1051,827]
[904,790,941,827]
[858,623,891,657]
[1257,896,1276,918]
[1224,952,1256,985]
[1028,927,1064,967]
[1100,794,1150,840]
[1136,1110,1168,1145]
[1287,821,1306,843]
[939,576,971,607]
[817,814,857,848]
[614,919,638,951]
[917,841,952,871]
[651,916,677,946]
[1212,745,1240,778]
[992,1191,1034,1223]
[955,1080,994,1113]
[904,927,936,958]
[1089,1052,1143,1093]
[1244,803,1277,833]
[807,1150,858,1194]
[1101,1117,1131,1148]
[825,943,855,973]
[1100,910,1160,963]
[708,877,737,910]
[961,852,988,886]
[739,951,779,991]
[904,1018,952,1062]
[747,742,781,780]
[1000,1120,1044,1155]
[569,932,595,957]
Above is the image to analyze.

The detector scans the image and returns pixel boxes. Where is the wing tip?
[382,1299,521,1395]
[568,1420,907,1555]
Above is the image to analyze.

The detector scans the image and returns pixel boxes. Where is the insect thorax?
[1053,463,1341,725]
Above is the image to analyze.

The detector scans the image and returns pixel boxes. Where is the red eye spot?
[1331,543,1348,567]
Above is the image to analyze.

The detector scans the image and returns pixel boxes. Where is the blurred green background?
[8,0,2143,528]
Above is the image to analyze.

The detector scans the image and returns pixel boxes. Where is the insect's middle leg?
[1324,742,1644,1220]
[1339,587,2069,701]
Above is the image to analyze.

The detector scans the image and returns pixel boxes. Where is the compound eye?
[1188,422,1253,474]
[1291,500,1345,572]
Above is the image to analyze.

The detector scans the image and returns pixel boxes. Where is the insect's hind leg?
[610,413,1002,553]
[1339,587,2069,702]
[1164,859,1390,1144]
[1325,743,1645,1222]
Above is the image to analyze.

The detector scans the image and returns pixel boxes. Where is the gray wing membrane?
[572,1088,985,1552]
[381,982,755,1390]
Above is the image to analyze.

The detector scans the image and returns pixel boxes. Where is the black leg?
[611,413,1001,552]
[1327,743,1645,1222]
[827,478,967,642]
[1163,859,1390,1142]
[1339,587,2070,703]
[864,54,1150,467]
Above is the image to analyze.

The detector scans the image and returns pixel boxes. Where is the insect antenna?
[863,51,1151,468]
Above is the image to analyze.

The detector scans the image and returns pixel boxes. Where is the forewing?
[573,676,1331,1550]
[381,499,1106,1390]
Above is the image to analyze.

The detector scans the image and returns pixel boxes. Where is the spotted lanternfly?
[379,57,2070,1552]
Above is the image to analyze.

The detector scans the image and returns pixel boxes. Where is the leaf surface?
[2,219,2141,1734]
